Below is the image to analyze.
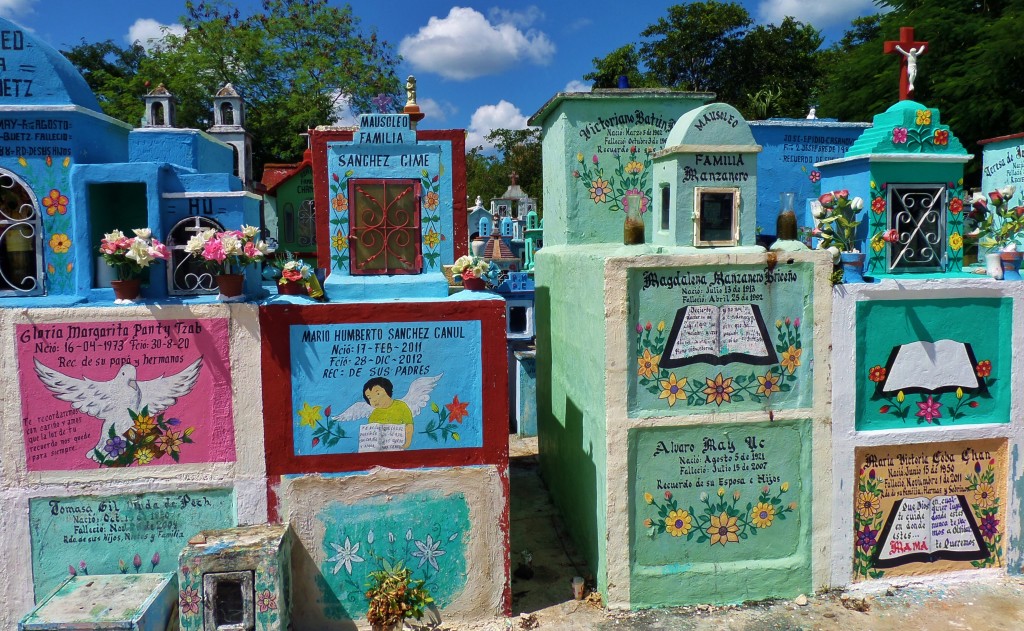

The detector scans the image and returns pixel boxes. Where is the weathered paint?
[281,465,508,628]
[855,298,1011,430]
[20,573,177,631]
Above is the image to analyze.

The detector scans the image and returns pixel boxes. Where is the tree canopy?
[465,129,542,214]
[63,0,401,173]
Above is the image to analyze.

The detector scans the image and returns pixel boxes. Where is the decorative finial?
[405,75,417,107]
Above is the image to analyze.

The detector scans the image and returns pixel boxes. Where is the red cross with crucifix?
[884,27,928,101]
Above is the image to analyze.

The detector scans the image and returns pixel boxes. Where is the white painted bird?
[33,358,203,460]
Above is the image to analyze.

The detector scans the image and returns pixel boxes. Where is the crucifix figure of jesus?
[884,27,929,100]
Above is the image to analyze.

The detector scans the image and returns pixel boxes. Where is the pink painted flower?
[915,395,942,424]
[892,127,908,144]
[180,586,201,615]
[257,589,278,612]
[202,238,226,263]
[794,318,801,328]
[809,170,821,183]
[592,155,599,165]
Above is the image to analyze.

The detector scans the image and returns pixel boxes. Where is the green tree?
[61,39,149,125]
[582,44,656,89]
[63,0,401,172]
[464,129,543,214]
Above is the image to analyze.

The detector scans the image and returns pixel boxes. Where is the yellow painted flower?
[707,512,740,546]
[331,194,348,212]
[49,233,71,253]
[133,414,157,435]
[66,262,74,272]
[331,230,348,250]
[915,109,932,126]
[975,483,995,508]
[644,492,653,504]
[856,491,880,518]
[297,402,322,429]
[956,387,963,399]
[155,429,185,454]
[63,156,71,168]
[871,234,885,253]
[949,232,963,251]
[755,371,780,397]
[576,152,584,163]
[424,190,440,210]
[751,502,775,528]
[625,160,644,174]
[780,482,790,492]
[702,373,734,406]
[424,228,441,248]
[589,177,610,203]
[638,349,661,379]
[18,156,27,168]
[657,321,665,332]
[658,372,685,406]
[134,447,156,465]
[780,346,802,374]
[897,390,905,403]
[717,487,725,497]
[665,509,693,536]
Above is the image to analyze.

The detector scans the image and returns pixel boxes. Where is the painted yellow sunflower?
[659,373,686,406]
[756,371,780,397]
[134,447,156,465]
[297,402,322,429]
[637,348,660,379]
[780,346,802,374]
[707,512,740,546]
[589,177,610,203]
[975,483,995,508]
[751,502,775,528]
[132,414,157,435]
[856,491,880,518]
[665,509,693,537]
[702,373,734,406]
[424,228,441,248]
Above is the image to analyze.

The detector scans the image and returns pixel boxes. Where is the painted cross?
[884,27,928,100]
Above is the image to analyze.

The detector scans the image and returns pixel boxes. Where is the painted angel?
[330,374,442,449]
[33,358,203,460]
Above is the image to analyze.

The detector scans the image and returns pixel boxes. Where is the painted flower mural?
[643,484,795,545]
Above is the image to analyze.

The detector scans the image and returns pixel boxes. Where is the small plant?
[98,228,169,280]
[184,224,269,274]
[365,561,433,631]
[450,255,500,286]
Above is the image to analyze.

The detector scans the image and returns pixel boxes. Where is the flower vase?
[215,273,245,299]
[623,192,645,245]
[840,252,866,284]
[462,277,486,290]
[278,280,307,295]
[1000,251,1023,281]
[986,252,1003,280]
[111,279,141,302]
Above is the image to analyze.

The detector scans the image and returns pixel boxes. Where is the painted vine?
[642,484,795,546]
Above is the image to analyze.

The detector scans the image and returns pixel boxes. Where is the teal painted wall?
[313,490,470,621]
[855,298,1012,430]
[628,420,812,606]
[535,245,609,593]
[629,263,816,416]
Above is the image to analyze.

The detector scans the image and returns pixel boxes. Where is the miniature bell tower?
[143,83,176,128]
[207,83,254,189]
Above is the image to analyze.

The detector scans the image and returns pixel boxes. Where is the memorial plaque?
[853,439,1006,580]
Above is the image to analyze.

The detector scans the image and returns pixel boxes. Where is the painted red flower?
[871,196,886,214]
[948,197,963,214]
[445,396,470,423]
[868,365,887,382]
[976,360,992,378]
[934,129,949,146]
[879,405,890,414]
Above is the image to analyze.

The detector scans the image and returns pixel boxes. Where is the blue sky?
[1,0,882,149]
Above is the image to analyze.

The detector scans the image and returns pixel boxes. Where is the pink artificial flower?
[150,239,169,260]
[202,238,227,263]
[881,229,899,243]
[819,192,834,206]
[892,127,908,144]
[836,189,849,199]
[100,240,118,255]
[244,241,259,258]
[282,269,303,282]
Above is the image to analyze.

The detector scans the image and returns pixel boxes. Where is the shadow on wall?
[289,537,355,631]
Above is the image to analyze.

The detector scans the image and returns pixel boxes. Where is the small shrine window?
[0,169,42,296]
[693,187,739,246]
[203,570,255,630]
[166,216,226,295]
[349,178,422,275]
[282,199,316,251]
[887,184,945,273]
[660,185,670,231]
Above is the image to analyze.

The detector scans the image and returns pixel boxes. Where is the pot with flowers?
[98,228,170,301]
[273,251,324,297]
[450,254,500,290]
[185,225,268,299]
[365,561,433,631]
[970,185,1024,280]
[811,189,866,283]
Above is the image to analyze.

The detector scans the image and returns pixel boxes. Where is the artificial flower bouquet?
[185,224,269,274]
[98,228,170,280]
[451,254,500,286]
[971,185,1024,251]
[275,252,324,298]
[811,189,865,261]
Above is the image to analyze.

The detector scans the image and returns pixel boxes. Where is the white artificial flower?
[241,224,259,239]
[220,234,242,255]
[973,192,988,205]
[851,197,864,211]
[256,240,270,254]
[810,201,825,219]
[132,228,152,240]
[126,238,153,267]
[1001,185,1017,200]
[104,229,126,242]
[200,228,217,240]
[185,234,206,254]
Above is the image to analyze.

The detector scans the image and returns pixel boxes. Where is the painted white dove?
[33,358,203,460]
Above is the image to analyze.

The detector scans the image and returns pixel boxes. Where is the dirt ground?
[439,436,1024,631]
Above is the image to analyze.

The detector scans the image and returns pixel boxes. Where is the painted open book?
[357,423,407,452]
[873,494,987,568]
[660,304,777,368]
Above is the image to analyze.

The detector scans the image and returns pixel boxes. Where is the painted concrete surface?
[20,573,177,630]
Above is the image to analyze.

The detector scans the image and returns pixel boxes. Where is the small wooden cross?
[884,27,928,101]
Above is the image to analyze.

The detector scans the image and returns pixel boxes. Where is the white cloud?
[0,0,35,18]
[126,18,185,51]
[465,100,530,150]
[418,97,457,123]
[399,7,555,81]
[563,79,592,93]
[329,92,358,126]
[756,0,883,29]
[487,6,543,29]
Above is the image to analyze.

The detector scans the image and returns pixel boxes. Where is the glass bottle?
[624,192,645,245]
[776,192,797,240]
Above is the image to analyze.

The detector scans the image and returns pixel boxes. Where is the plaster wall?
[829,280,1024,588]
[0,303,267,627]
